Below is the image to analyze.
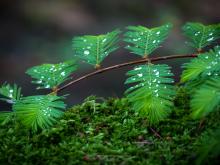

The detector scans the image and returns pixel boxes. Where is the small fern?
[125,64,175,124]
[124,23,172,57]
[182,22,220,51]
[26,61,77,90]
[72,29,121,68]
[191,77,220,119]
[13,95,66,132]
[181,46,220,82]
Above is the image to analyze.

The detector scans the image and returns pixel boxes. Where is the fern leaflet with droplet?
[125,64,175,124]
[124,23,173,57]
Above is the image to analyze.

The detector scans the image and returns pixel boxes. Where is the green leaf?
[182,22,220,50]
[191,77,220,119]
[181,46,220,82]
[0,83,22,103]
[26,61,77,90]
[0,112,14,125]
[72,29,121,68]
[125,64,175,125]
[13,95,66,132]
[124,23,173,57]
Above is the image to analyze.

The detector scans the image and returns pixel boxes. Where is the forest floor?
[0,89,220,165]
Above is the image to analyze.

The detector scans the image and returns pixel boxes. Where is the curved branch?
[53,54,197,94]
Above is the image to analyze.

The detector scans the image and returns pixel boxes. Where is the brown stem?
[150,127,162,139]
[50,54,197,94]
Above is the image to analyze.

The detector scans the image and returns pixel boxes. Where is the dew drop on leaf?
[207,37,214,41]
[84,50,90,55]
[137,73,143,77]
[102,38,107,43]
[135,67,142,70]
[61,72,65,76]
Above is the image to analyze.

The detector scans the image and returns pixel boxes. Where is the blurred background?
[0,0,220,108]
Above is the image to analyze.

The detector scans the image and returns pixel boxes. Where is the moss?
[0,94,220,165]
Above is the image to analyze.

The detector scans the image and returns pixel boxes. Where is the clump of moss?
[0,93,220,164]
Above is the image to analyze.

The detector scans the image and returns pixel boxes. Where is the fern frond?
[191,77,220,119]
[0,83,22,103]
[124,23,173,57]
[72,29,121,68]
[26,61,77,90]
[182,22,220,50]
[13,95,66,132]
[125,64,175,124]
[181,46,220,82]
[0,111,14,125]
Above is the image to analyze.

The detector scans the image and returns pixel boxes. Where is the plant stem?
[150,127,162,139]
[51,54,197,94]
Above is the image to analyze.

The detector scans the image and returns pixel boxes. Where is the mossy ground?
[0,90,220,165]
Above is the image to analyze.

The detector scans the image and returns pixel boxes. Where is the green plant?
[0,22,220,134]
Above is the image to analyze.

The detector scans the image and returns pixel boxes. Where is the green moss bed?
[0,91,220,164]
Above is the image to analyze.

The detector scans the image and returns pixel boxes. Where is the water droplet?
[152,79,157,82]
[137,73,143,77]
[45,85,50,88]
[9,90,13,93]
[83,39,87,42]
[153,40,156,44]
[207,37,214,41]
[156,31,160,35]
[134,67,142,70]
[61,72,66,76]
[133,38,138,41]
[207,72,211,76]
[102,38,107,43]
[209,33,213,36]
[155,71,159,76]
[84,50,90,55]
